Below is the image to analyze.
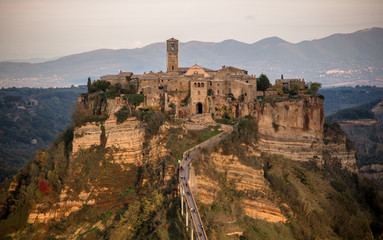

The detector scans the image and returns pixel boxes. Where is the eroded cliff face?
[27,98,170,224]
[191,148,287,223]
[255,96,324,162]
[255,96,357,172]
[72,116,145,165]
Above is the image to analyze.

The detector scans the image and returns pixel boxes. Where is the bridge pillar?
[191,216,194,240]
[180,183,184,216]
[186,203,189,228]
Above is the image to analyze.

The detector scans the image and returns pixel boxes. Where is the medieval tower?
[166,38,179,73]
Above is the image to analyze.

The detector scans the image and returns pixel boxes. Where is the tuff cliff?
[1,93,373,239]
[191,148,287,223]
[24,96,171,225]
[255,96,357,172]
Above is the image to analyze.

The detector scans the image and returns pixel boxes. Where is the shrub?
[181,93,190,106]
[145,111,167,139]
[124,94,144,107]
[115,106,132,124]
[92,80,111,92]
[106,83,122,99]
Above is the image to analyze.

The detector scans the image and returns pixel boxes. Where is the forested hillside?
[0,87,86,182]
[325,99,383,168]
[319,85,383,115]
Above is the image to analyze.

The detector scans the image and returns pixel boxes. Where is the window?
[209,82,212,86]
[194,83,196,87]
[217,90,220,94]
[171,43,175,51]
[201,83,204,87]
[198,91,200,95]
[217,84,220,86]
[228,88,231,93]
[172,66,174,70]
[198,83,200,87]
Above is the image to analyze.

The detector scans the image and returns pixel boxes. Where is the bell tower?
[167,38,179,73]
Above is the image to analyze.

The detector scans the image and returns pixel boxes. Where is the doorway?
[197,102,203,114]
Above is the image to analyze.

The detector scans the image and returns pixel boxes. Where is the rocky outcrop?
[323,133,358,172]
[72,115,145,165]
[255,96,324,162]
[192,150,287,223]
[255,96,358,172]
[27,111,171,224]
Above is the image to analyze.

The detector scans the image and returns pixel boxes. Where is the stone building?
[275,75,308,91]
[99,38,260,118]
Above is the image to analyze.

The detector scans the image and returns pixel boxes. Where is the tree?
[257,74,270,96]
[289,82,300,95]
[92,80,111,92]
[87,77,92,93]
[309,82,322,94]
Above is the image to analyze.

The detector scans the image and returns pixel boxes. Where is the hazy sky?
[0,0,382,61]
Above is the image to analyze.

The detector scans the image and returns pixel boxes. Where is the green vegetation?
[0,126,73,236]
[319,85,383,115]
[124,93,144,107]
[262,154,382,240]
[309,82,322,94]
[325,99,380,122]
[164,125,223,162]
[115,106,132,124]
[257,73,270,96]
[325,98,383,167]
[0,87,85,183]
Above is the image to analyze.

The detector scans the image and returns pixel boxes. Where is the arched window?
[194,83,197,87]
[171,43,175,51]
[201,83,204,87]
[198,83,200,87]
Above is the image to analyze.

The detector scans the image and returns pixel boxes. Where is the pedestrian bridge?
[179,124,234,240]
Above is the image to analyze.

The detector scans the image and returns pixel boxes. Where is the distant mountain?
[1,27,382,88]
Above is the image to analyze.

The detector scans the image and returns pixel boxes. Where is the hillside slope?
[0,87,86,183]
[0,89,382,239]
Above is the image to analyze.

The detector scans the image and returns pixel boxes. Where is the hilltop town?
[82,38,314,120]
[3,38,382,240]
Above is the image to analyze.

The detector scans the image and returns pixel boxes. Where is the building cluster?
[99,38,307,119]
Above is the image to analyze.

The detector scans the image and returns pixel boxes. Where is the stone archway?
[197,102,203,114]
